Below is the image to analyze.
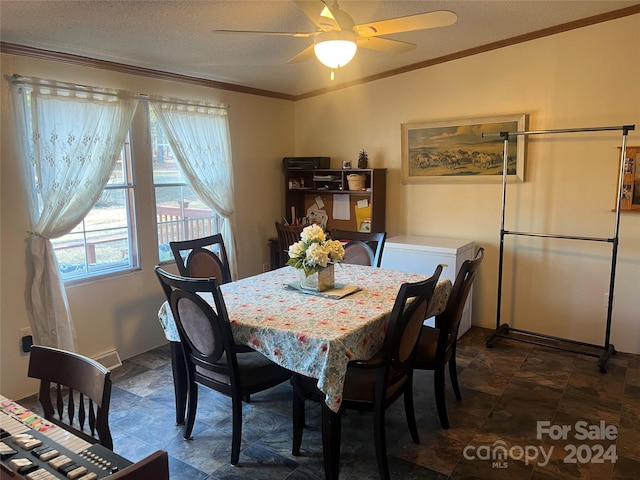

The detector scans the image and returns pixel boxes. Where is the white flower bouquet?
[287,224,345,276]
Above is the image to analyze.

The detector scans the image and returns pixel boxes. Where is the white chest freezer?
[380,235,475,337]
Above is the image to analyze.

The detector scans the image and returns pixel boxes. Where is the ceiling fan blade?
[214,29,314,38]
[355,10,457,37]
[357,36,415,54]
[294,0,336,30]
[287,44,316,64]
[324,3,355,31]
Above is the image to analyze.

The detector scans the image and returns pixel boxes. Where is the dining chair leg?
[434,366,449,430]
[183,382,198,440]
[231,394,243,465]
[449,355,462,401]
[403,381,420,444]
[321,403,341,480]
[292,388,305,455]
[170,341,187,425]
[373,401,390,480]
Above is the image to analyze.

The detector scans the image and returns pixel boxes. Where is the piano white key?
[0,412,30,435]
[1,396,90,453]
[39,427,90,454]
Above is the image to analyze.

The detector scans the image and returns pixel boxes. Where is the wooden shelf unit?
[284,168,386,233]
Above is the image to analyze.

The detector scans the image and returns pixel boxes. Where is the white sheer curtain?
[10,76,138,351]
[150,99,238,279]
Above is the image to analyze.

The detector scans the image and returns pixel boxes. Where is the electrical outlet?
[262,263,269,272]
[19,327,33,354]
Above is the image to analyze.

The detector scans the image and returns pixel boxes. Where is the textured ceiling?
[1,0,639,97]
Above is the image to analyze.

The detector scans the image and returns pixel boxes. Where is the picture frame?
[401,114,527,184]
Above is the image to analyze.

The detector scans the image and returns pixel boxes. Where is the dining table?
[157,263,452,419]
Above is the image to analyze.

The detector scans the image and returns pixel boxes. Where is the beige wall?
[0,54,294,399]
[1,14,639,400]
[294,16,640,354]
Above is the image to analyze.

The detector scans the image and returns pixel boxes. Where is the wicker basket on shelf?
[347,174,365,191]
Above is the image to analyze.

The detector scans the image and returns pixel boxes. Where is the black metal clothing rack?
[484,124,635,373]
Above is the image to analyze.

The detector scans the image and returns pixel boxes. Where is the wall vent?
[93,350,122,370]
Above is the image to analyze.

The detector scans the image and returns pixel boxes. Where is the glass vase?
[300,264,335,292]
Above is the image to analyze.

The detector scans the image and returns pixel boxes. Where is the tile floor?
[19,327,640,479]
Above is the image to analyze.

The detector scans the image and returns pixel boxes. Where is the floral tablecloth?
[157,263,451,412]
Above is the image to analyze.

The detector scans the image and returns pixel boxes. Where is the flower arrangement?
[287,224,345,276]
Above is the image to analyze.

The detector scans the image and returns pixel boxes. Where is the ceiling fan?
[214,0,457,79]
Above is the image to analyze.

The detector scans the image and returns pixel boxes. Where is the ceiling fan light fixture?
[313,31,357,69]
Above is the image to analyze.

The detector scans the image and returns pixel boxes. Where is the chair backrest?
[108,450,169,480]
[27,345,113,449]
[342,240,375,266]
[330,229,387,267]
[384,265,443,374]
[274,222,305,267]
[436,247,484,356]
[169,234,231,283]
[154,266,238,386]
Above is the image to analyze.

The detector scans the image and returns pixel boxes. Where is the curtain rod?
[8,74,133,96]
[482,124,635,138]
[6,74,229,109]
[141,93,228,110]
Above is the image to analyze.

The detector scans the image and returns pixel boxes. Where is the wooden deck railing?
[54,205,217,264]
[53,235,128,264]
[156,205,215,245]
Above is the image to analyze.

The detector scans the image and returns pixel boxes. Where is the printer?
[282,157,330,170]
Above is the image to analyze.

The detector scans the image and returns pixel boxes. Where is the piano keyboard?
[0,410,90,455]
[1,396,131,479]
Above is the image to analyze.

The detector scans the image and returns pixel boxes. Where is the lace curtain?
[150,100,238,279]
[10,77,138,350]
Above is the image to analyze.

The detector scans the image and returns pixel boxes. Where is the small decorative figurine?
[357,149,368,169]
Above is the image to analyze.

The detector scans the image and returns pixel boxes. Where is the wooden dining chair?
[108,450,169,480]
[168,235,233,425]
[330,229,387,267]
[274,222,305,267]
[292,265,443,480]
[154,266,291,466]
[414,247,484,429]
[169,233,232,283]
[27,345,113,449]
[166,234,232,426]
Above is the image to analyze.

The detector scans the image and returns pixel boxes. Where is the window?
[52,135,139,281]
[149,107,220,262]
